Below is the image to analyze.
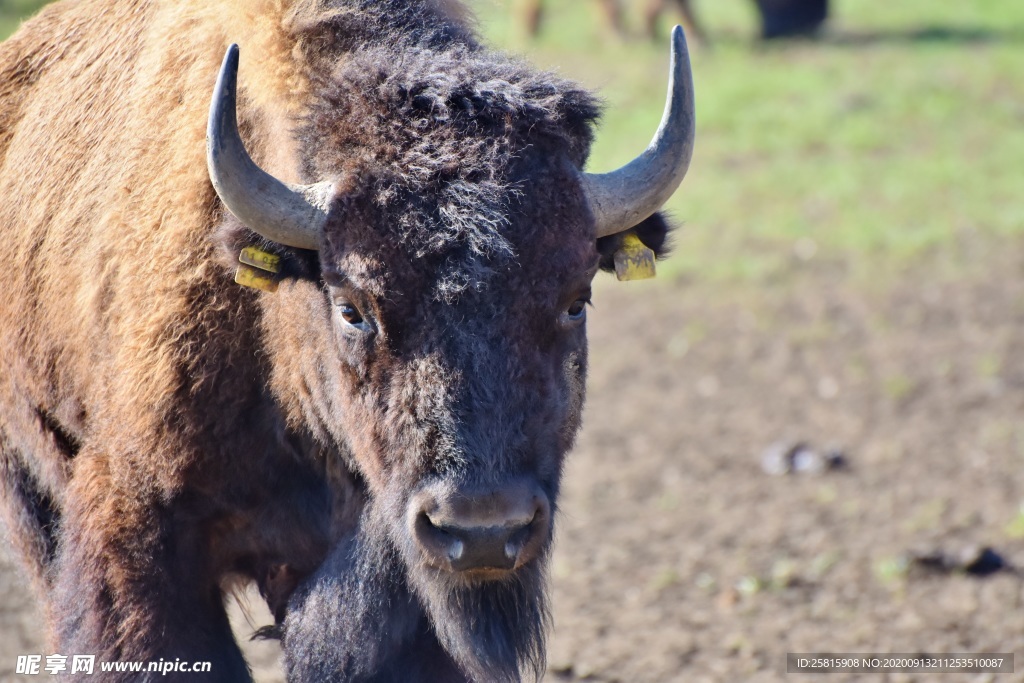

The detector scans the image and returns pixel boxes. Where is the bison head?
[206,27,693,683]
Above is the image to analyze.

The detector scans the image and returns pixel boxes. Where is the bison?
[754,0,829,39]
[0,0,694,680]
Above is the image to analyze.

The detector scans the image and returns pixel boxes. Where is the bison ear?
[596,211,676,274]
[214,215,321,284]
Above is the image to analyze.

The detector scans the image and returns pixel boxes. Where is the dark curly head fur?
[301,43,605,296]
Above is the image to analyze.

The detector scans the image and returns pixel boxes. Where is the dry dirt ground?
[3,242,1024,682]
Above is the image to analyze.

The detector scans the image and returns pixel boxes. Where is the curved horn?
[207,44,332,250]
[582,25,695,238]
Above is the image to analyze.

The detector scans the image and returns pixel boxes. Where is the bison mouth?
[284,495,551,682]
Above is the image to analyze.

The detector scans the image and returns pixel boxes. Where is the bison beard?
[414,555,550,682]
[285,503,549,682]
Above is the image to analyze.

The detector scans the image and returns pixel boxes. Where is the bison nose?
[409,480,551,574]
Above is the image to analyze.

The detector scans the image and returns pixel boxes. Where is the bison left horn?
[582,25,695,238]
[207,44,331,251]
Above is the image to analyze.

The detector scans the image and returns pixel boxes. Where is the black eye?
[566,298,588,321]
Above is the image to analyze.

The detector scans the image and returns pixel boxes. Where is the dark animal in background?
[0,0,694,680]
[755,0,829,38]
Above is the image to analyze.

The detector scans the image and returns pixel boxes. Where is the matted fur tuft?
[299,43,601,300]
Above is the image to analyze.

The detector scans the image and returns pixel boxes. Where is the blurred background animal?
[523,0,629,38]
[643,0,709,44]
[524,0,829,43]
[752,0,828,39]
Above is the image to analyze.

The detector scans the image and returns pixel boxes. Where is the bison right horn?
[207,44,332,251]
[581,25,695,239]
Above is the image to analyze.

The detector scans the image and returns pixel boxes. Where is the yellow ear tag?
[239,246,281,274]
[235,246,281,292]
[235,264,279,292]
[613,233,656,281]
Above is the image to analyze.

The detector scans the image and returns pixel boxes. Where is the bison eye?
[339,304,363,325]
[562,297,589,325]
[332,297,371,333]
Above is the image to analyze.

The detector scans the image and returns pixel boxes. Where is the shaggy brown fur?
[0,0,672,681]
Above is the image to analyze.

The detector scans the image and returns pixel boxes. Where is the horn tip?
[210,43,241,149]
[213,44,240,103]
[218,44,240,84]
[670,25,689,55]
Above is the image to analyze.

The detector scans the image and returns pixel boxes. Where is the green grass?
[4,0,1023,281]
[0,0,48,38]
[474,0,1024,280]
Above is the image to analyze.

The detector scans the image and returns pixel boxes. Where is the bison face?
[273,153,596,681]
[316,208,593,582]
[206,28,692,683]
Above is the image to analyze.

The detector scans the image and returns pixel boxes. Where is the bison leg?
[49,458,252,682]
[645,0,710,45]
[677,0,710,46]
[0,441,59,595]
[0,395,79,597]
[643,0,666,39]
[598,0,627,39]
[523,0,543,37]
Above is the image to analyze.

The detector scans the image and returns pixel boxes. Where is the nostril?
[503,512,539,563]
[414,511,465,567]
